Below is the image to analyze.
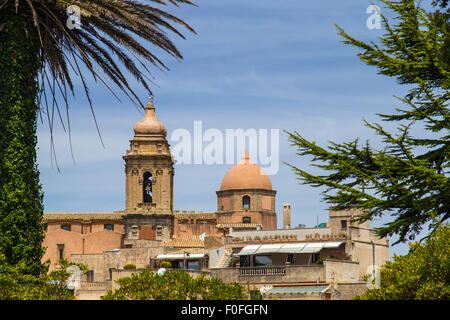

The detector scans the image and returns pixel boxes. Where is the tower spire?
[133,95,167,136]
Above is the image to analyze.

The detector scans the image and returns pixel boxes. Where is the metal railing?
[79,281,106,291]
[239,266,286,277]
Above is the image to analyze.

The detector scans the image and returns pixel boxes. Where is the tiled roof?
[216,223,261,229]
[163,248,209,255]
[43,212,124,222]
[163,235,205,248]
[174,211,216,220]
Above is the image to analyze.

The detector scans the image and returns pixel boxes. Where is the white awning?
[278,243,307,254]
[323,242,344,248]
[256,244,284,254]
[236,245,261,256]
[155,254,207,260]
[235,242,344,256]
[301,243,326,253]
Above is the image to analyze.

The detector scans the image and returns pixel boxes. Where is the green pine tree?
[286,0,449,244]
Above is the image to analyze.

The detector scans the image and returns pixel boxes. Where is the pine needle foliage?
[286,0,449,244]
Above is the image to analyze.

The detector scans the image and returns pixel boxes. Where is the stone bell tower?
[122,96,174,241]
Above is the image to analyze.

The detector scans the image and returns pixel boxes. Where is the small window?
[240,255,251,267]
[254,255,272,267]
[57,244,65,260]
[187,260,200,271]
[311,253,320,264]
[61,225,71,231]
[243,217,251,224]
[341,220,347,229]
[242,196,250,209]
[86,270,94,282]
[287,254,296,264]
[104,224,114,231]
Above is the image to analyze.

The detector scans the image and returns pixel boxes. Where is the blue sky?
[37,0,426,258]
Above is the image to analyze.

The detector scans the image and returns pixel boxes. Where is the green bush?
[102,270,246,300]
[315,256,334,265]
[355,224,450,300]
[159,261,172,268]
[123,264,137,270]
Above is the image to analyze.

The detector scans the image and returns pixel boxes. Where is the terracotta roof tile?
[164,248,209,255]
[43,212,124,222]
[216,223,261,229]
[174,211,216,220]
[163,235,205,248]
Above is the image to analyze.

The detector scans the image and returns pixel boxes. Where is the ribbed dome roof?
[220,152,272,191]
[133,96,167,136]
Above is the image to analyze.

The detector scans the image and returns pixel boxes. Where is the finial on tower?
[146,95,155,110]
[238,151,254,165]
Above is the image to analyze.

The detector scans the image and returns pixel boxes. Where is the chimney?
[283,203,291,229]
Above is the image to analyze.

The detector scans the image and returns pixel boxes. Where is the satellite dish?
[157,268,166,276]
[199,232,207,241]
[66,265,82,290]
[259,286,271,294]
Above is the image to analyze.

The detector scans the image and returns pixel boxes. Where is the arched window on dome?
[143,172,153,203]
[242,196,250,210]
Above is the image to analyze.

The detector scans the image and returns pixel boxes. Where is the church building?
[42,97,389,300]
[43,96,279,269]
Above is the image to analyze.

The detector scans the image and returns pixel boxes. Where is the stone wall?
[323,259,361,283]
[349,239,389,278]
[334,283,368,300]
[42,217,125,271]
[43,228,123,271]
[209,246,226,268]
[71,246,164,282]
[210,265,325,285]
[230,227,332,242]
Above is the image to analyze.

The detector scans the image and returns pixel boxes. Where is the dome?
[220,152,272,191]
[133,96,167,136]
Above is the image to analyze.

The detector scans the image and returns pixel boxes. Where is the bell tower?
[122,96,174,241]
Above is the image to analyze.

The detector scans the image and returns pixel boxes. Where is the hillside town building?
[42,97,389,300]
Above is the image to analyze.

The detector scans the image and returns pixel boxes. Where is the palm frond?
[1,0,196,158]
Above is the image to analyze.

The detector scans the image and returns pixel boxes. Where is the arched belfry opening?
[143,172,153,203]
